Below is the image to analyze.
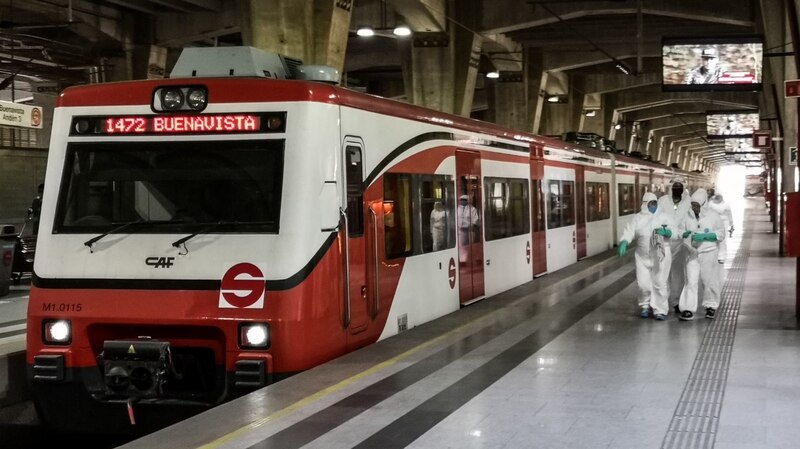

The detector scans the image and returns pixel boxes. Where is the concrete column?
[490,72,527,130]
[238,0,352,74]
[527,49,547,134]
[453,1,482,117]
[402,37,456,113]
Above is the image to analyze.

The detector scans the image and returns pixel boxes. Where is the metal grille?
[661,222,752,449]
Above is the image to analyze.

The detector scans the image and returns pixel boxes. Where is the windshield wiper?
[84,219,186,253]
[84,220,143,252]
[170,220,275,255]
[170,221,228,252]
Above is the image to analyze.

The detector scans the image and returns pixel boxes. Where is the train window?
[383,173,456,258]
[345,146,364,236]
[484,177,530,241]
[383,174,413,259]
[586,182,611,222]
[420,176,455,253]
[54,141,283,234]
[545,180,575,229]
[618,183,637,216]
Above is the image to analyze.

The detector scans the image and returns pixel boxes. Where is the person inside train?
[430,200,448,251]
[657,177,692,313]
[617,192,679,320]
[707,188,734,263]
[677,188,725,320]
[457,195,480,237]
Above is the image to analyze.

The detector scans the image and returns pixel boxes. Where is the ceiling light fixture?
[486,71,499,79]
[548,95,561,103]
[393,25,411,36]
[585,110,596,117]
[614,123,622,130]
[356,26,374,37]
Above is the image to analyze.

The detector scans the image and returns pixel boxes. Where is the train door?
[343,141,370,335]
[544,166,577,273]
[456,150,484,304]
[530,145,547,276]
[575,166,587,259]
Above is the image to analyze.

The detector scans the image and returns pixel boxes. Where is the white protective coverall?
[679,189,726,313]
[657,177,692,308]
[619,192,679,316]
[708,193,734,263]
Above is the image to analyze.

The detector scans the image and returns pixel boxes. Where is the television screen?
[706,111,759,138]
[662,36,763,91]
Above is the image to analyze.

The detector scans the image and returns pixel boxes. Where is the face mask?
[648,204,657,213]
[672,184,684,200]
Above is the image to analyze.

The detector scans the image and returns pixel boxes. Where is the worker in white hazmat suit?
[618,192,680,320]
[707,188,734,263]
[677,188,726,320]
[657,177,692,313]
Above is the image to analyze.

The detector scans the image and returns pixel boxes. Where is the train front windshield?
[54,140,284,234]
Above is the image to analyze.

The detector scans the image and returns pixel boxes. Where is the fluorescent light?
[486,71,499,79]
[393,26,411,36]
[615,62,631,75]
[547,95,560,103]
[585,110,596,117]
[357,27,374,37]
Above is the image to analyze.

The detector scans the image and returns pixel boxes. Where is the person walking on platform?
[678,188,725,320]
[657,177,692,313]
[707,188,734,263]
[618,192,679,320]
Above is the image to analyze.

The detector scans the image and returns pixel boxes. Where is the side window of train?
[484,177,530,241]
[618,183,637,215]
[420,176,456,253]
[384,172,456,259]
[546,180,575,229]
[345,146,364,236]
[586,182,611,222]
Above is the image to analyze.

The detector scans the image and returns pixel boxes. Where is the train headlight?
[239,323,270,349]
[186,88,207,110]
[152,85,208,112]
[160,88,184,111]
[43,319,72,345]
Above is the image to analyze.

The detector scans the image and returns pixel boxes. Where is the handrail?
[369,206,380,318]
[339,209,351,328]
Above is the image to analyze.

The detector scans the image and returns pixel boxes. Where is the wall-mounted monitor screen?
[662,36,763,91]
[706,111,759,138]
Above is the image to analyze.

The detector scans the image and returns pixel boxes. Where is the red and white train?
[26,47,711,433]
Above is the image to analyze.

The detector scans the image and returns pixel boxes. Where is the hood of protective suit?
[691,188,708,206]
[640,192,658,213]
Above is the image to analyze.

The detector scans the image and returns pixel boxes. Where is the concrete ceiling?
[0,0,784,170]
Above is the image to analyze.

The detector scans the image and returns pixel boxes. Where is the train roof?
[58,76,697,176]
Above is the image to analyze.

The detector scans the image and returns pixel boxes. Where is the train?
[26,46,712,434]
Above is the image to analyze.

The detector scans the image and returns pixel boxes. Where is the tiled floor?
[121,199,798,449]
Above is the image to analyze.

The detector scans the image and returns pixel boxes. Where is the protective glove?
[617,240,628,257]
[655,228,672,238]
[703,232,718,242]
[682,230,692,238]
[692,233,704,242]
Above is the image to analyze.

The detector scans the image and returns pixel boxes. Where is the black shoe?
[679,310,694,321]
[674,305,680,314]
[705,308,716,319]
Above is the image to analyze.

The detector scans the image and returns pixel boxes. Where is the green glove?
[692,233,704,242]
[655,228,672,238]
[703,232,718,242]
[618,240,628,257]
[682,230,692,238]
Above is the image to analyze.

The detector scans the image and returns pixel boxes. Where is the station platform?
[111,198,798,449]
